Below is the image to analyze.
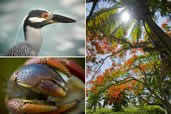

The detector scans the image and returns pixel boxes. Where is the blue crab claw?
[10,64,68,98]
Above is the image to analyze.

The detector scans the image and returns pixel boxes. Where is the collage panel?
[0,0,86,113]
[86,0,171,114]
[0,58,85,114]
[0,0,171,114]
[0,0,85,56]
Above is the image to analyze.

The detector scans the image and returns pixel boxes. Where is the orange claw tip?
[33,100,79,114]
[45,58,72,77]
[21,103,57,113]
[47,86,67,98]
[38,79,67,98]
[56,100,79,113]
[47,100,79,114]
[54,87,67,97]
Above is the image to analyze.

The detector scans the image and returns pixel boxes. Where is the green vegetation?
[87,105,165,114]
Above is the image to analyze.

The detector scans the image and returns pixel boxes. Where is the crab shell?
[5,58,85,114]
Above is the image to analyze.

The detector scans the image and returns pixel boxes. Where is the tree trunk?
[93,104,97,112]
[103,99,108,108]
[144,15,171,53]
[163,101,171,114]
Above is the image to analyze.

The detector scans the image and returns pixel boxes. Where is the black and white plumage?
[4,42,36,56]
[4,9,76,56]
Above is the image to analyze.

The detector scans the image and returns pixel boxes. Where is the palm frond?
[87,6,119,33]
[130,23,142,42]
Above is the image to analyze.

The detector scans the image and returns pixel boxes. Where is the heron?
[4,9,76,56]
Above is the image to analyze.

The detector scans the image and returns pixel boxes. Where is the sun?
[121,11,130,22]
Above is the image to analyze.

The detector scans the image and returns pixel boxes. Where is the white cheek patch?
[29,17,46,23]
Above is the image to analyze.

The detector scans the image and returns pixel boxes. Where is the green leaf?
[87,6,119,34]
[130,23,142,42]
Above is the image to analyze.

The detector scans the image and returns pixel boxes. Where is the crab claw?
[6,98,79,114]
[10,64,68,98]
[6,98,57,113]
[6,58,85,114]
[24,58,72,77]
[60,59,85,83]
[24,58,85,82]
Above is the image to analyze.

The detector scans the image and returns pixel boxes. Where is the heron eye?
[41,13,49,18]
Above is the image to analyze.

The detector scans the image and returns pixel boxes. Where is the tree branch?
[87,0,98,22]
[87,47,128,82]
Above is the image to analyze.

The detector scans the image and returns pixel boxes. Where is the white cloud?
[78,47,85,55]
[60,0,77,7]
[72,26,85,40]
[55,40,75,51]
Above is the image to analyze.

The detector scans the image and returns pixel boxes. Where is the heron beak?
[50,14,76,23]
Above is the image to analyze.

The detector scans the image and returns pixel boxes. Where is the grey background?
[0,0,85,56]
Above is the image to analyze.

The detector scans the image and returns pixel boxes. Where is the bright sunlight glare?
[121,11,130,22]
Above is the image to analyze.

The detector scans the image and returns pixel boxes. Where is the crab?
[5,58,85,114]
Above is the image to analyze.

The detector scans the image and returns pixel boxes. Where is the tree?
[87,0,171,54]
[87,93,101,111]
[86,0,171,113]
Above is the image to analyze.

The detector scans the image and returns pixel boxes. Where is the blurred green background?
[0,58,85,114]
[0,0,85,56]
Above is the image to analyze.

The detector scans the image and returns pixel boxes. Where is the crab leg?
[24,58,85,82]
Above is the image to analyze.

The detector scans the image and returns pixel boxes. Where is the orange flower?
[161,22,167,29]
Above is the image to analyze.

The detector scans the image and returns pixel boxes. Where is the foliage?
[86,105,165,114]
[87,108,113,114]
[87,93,101,110]
[161,18,171,31]
[124,105,165,114]
[86,0,171,113]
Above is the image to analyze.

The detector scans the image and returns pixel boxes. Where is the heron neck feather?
[25,26,43,54]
